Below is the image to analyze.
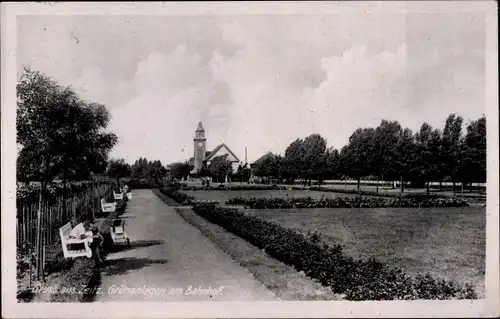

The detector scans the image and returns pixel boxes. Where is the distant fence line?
[16,181,115,269]
[318,180,486,187]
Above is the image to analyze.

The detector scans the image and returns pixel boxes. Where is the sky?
[17,11,486,165]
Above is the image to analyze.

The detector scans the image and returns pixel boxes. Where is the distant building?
[189,122,241,174]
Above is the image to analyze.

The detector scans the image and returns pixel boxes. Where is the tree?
[207,155,233,182]
[372,120,402,192]
[106,158,131,188]
[412,123,442,194]
[17,68,117,183]
[282,139,305,184]
[16,68,117,279]
[341,128,376,192]
[235,163,251,183]
[148,160,167,185]
[395,127,416,193]
[324,147,340,179]
[169,162,193,180]
[301,134,328,186]
[253,152,279,183]
[131,157,150,179]
[458,116,486,190]
[441,114,464,193]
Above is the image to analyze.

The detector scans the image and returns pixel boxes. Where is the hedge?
[309,186,453,199]
[226,195,469,209]
[17,180,115,202]
[158,187,195,205]
[175,183,297,191]
[125,179,162,189]
[191,203,477,300]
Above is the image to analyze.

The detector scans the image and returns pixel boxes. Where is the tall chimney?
[245,146,247,164]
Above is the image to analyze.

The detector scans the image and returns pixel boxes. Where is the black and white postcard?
[1,1,498,318]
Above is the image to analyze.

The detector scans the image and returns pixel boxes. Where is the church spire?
[197,121,204,131]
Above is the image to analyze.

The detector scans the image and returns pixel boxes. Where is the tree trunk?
[453,181,456,195]
[440,180,443,191]
[426,181,430,196]
[470,182,473,192]
[357,177,361,193]
[376,178,379,194]
[400,176,404,193]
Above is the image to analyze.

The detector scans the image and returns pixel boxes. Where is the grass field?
[182,189,363,203]
[243,206,486,297]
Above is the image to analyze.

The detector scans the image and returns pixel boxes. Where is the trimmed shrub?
[158,187,219,206]
[126,179,161,189]
[309,186,453,199]
[191,203,477,300]
[159,187,196,205]
[226,195,469,209]
[175,184,300,191]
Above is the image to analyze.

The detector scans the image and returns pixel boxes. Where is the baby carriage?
[110,219,130,247]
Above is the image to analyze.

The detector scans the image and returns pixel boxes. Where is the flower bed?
[176,183,297,191]
[309,186,451,199]
[226,195,469,209]
[191,203,477,300]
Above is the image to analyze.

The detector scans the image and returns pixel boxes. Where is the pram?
[109,219,130,247]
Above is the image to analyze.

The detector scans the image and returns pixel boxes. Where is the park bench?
[59,222,92,259]
[114,191,124,201]
[101,198,116,214]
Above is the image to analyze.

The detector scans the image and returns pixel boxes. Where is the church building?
[189,122,241,175]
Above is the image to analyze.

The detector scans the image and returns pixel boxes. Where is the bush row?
[17,180,115,202]
[174,183,298,191]
[309,186,450,199]
[158,187,196,205]
[191,203,477,300]
[226,195,469,209]
[125,179,162,189]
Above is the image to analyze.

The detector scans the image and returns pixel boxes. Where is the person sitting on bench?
[69,215,104,265]
[90,225,104,265]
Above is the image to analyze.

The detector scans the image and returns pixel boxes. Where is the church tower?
[193,121,207,173]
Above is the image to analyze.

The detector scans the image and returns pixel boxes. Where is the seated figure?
[69,215,104,265]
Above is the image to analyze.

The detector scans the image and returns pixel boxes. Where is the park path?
[94,189,276,301]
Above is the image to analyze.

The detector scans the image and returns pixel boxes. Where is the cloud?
[17,14,486,165]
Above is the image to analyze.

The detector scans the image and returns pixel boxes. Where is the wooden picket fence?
[16,181,114,279]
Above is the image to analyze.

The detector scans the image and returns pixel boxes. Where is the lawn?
[244,206,486,297]
[181,189,362,203]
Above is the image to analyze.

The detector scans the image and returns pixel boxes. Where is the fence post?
[35,186,43,280]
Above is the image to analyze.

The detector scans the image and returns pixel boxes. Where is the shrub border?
[191,203,477,301]
[225,195,469,209]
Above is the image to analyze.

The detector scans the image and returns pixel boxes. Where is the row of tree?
[106,157,168,186]
[251,114,486,193]
[167,156,252,183]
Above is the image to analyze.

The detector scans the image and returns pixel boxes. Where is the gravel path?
[94,189,276,301]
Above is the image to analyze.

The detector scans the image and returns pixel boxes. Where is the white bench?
[59,222,92,258]
[114,192,124,201]
[101,198,116,214]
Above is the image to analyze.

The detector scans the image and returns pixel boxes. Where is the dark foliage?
[191,203,477,300]
[226,195,469,209]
